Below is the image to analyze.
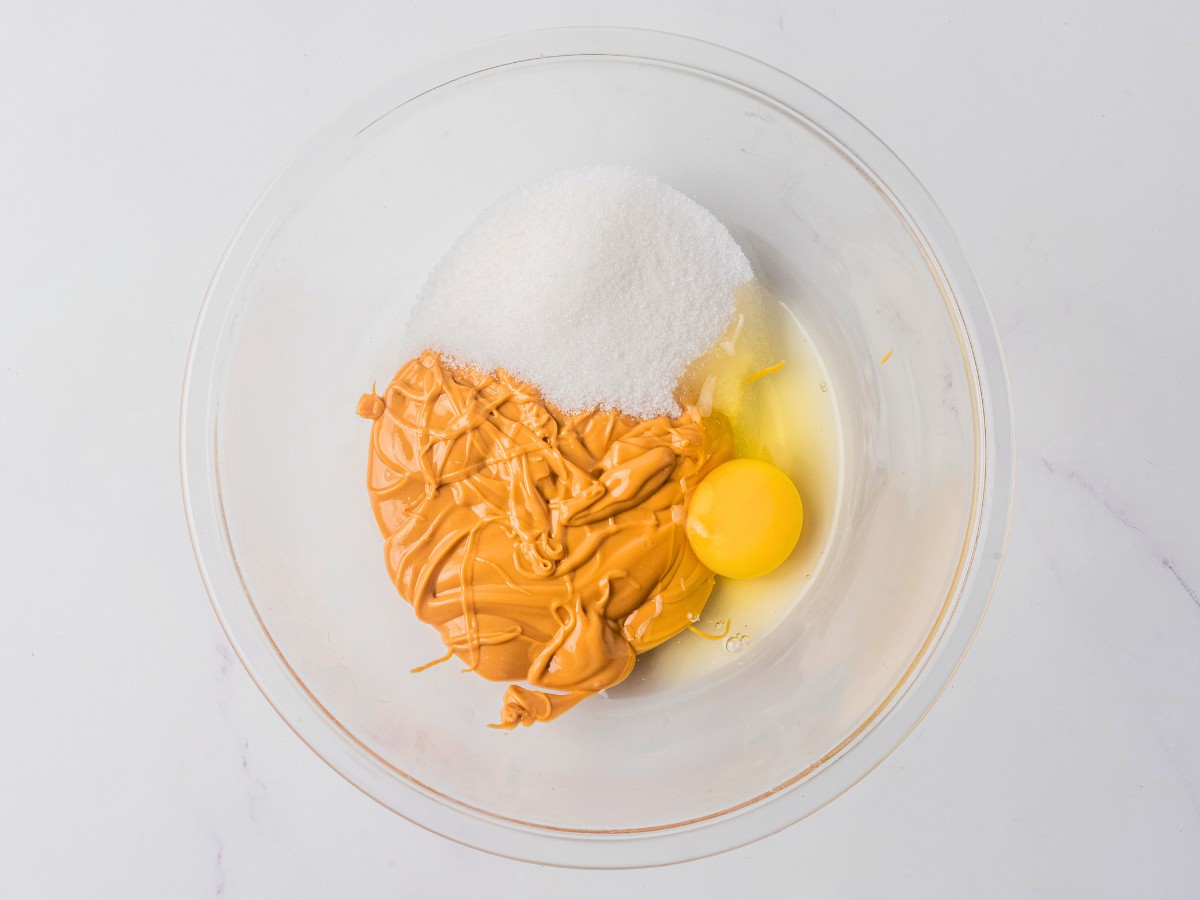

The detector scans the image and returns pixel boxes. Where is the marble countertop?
[4,1,1197,896]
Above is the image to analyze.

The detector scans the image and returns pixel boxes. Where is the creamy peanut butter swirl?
[358,352,731,727]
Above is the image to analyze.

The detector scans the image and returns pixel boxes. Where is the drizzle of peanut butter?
[358,351,731,727]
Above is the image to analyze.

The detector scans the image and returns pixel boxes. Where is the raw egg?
[686,458,803,579]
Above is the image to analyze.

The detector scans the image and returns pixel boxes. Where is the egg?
[685,458,804,579]
[678,282,792,466]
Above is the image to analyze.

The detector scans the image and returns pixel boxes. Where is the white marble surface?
[4,1,1199,896]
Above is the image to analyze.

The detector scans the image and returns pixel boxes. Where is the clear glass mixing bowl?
[181,28,1013,867]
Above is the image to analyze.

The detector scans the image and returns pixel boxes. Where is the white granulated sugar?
[406,166,752,418]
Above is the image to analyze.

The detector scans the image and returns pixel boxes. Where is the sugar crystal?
[406,166,752,418]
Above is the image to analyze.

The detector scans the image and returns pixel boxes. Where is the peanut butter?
[358,352,731,727]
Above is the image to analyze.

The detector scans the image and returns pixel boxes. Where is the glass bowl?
[181,28,1013,868]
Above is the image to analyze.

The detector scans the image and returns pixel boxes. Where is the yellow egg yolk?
[685,458,803,579]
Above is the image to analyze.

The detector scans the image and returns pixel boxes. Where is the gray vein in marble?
[1041,457,1148,537]
[1162,558,1200,607]
[210,830,227,896]
[213,642,271,828]
[1042,457,1198,610]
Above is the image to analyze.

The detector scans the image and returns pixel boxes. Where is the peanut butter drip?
[359,351,731,727]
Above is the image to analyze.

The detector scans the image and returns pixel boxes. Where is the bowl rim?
[180,25,1015,869]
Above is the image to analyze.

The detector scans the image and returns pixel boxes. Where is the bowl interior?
[209,53,978,833]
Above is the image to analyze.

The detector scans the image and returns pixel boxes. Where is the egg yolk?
[685,458,803,579]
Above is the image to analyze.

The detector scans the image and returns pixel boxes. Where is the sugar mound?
[405,166,752,418]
